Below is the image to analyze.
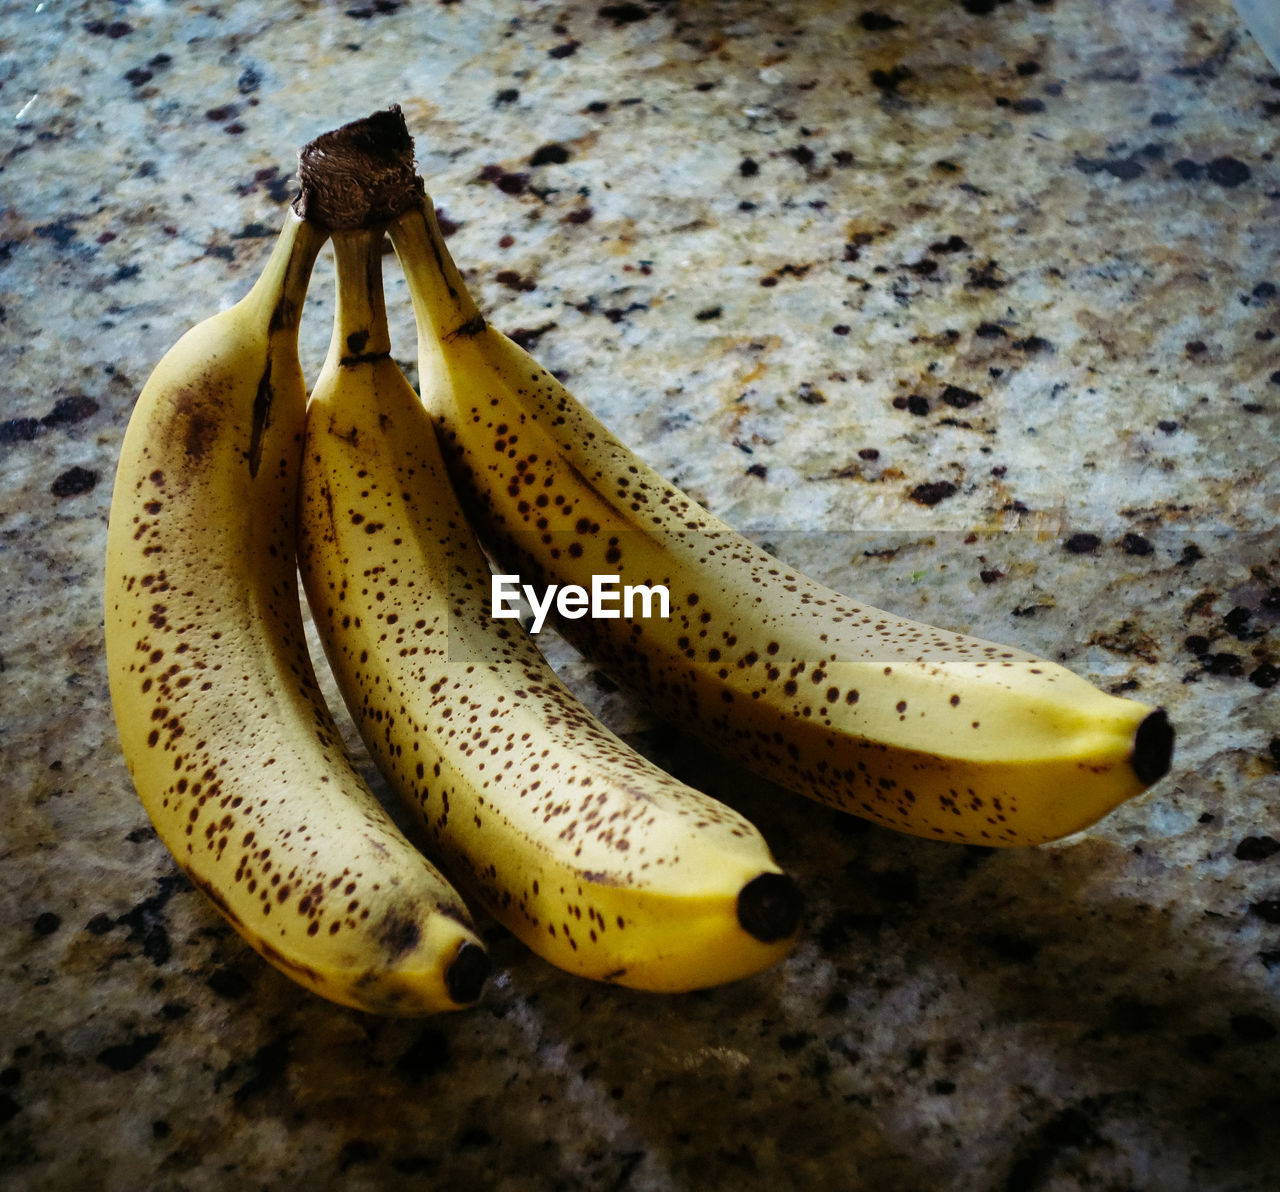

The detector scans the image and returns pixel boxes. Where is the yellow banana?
[387,194,1175,848]
[103,206,488,1015]
[296,223,802,992]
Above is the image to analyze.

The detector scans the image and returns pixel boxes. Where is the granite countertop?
[3,1,1278,1188]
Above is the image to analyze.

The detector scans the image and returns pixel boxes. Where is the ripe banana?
[387,195,1175,848]
[103,207,489,1015]
[296,223,802,992]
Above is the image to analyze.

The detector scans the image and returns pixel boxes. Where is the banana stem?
[295,105,422,232]
[326,228,394,367]
[243,210,326,338]
[291,105,482,343]
[241,212,326,480]
[389,202,486,343]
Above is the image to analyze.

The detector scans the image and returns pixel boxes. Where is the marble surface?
[2,1,1278,1188]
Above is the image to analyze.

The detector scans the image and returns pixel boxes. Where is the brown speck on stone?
[941,385,982,409]
[870,65,912,94]
[51,466,98,498]
[495,171,530,195]
[966,260,1006,290]
[1121,532,1153,556]
[508,323,557,350]
[1246,897,1280,922]
[1229,1012,1277,1042]
[1204,652,1243,676]
[1236,836,1280,862]
[909,480,956,506]
[1206,156,1251,188]
[495,270,536,292]
[1063,532,1101,555]
[859,12,904,31]
[599,2,650,25]
[529,143,570,166]
[1250,662,1280,689]
[43,395,100,426]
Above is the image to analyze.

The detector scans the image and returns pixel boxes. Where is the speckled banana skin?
[103,210,488,1015]
[388,199,1174,848]
[296,226,801,992]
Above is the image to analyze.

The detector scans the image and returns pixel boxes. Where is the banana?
[103,205,488,1015]
[295,221,802,992]
[387,192,1175,849]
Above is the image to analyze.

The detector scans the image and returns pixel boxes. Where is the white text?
[491,574,671,633]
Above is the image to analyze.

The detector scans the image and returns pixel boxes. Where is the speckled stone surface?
[2,1,1278,1189]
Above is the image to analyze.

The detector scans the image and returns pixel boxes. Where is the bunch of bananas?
[104,108,1174,1015]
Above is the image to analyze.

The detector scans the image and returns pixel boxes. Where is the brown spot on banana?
[446,313,487,341]
[168,388,218,468]
[247,359,273,479]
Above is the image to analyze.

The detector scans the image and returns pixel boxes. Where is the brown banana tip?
[1131,708,1174,787]
[444,941,490,1005]
[294,103,424,231]
[737,872,803,944]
